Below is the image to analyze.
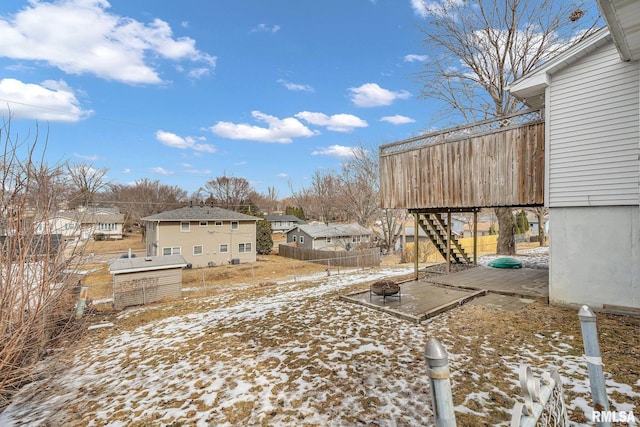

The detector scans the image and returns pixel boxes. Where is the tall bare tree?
[341,145,407,250]
[417,0,598,254]
[108,178,187,227]
[289,170,344,224]
[202,174,253,212]
[66,161,110,208]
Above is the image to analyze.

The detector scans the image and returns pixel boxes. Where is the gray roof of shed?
[109,254,188,274]
[291,223,373,238]
[142,205,259,222]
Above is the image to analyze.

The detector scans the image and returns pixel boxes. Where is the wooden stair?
[417,213,470,264]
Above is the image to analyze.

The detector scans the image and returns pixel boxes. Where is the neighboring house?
[265,215,306,233]
[507,0,639,310]
[142,205,259,268]
[109,254,187,310]
[286,223,373,251]
[526,212,549,237]
[37,207,125,240]
[461,222,493,238]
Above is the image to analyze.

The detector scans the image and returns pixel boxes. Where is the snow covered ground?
[478,246,550,269]
[1,254,638,426]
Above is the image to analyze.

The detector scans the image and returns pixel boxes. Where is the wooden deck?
[341,266,548,322]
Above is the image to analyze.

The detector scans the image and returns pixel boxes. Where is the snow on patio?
[1,259,638,426]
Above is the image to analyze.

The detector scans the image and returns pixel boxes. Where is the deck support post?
[446,212,451,273]
[473,210,478,265]
[414,213,420,280]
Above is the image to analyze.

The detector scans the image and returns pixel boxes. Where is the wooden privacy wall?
[380,121,544,209]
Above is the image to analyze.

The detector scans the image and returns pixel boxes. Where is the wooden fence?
[278,244,381,268]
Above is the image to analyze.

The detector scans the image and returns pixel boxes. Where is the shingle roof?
[141,205,259,222]
[265,215,305,223]
[56,210,124,224]
[293,223,372,238]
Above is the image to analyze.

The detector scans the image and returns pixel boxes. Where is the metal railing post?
[424,338,457,427]
[578,305,611,427]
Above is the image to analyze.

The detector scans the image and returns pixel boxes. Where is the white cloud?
[277,79,314,92]
[380,115,416,125]
[123,168,131,174]
[234,161,247,166]
[277,173,288,178]
[411,0,465,19]
[349,83,411,107]
[0,78,92,122]
[312,145,360,158]
[250,24,281,34]
[0,0,216,84]
[295,111,368,133]
[180,163,211,175]
[151,166,173,176]
[210,111,318,143]
[73,152,99,161]
[155,130,216,153]
[411,0,428,18]
[404,54,429,62]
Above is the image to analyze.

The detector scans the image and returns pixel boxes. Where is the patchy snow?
[1,259,637,426]
[478,246,549,269]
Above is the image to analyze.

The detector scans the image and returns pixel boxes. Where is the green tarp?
[488,257,523,269]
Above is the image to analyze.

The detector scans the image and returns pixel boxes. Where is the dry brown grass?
[83,234,145,254]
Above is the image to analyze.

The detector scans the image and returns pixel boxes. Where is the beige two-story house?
[142,205,259,268]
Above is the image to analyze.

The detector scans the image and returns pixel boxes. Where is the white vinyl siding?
[547,41,639,207]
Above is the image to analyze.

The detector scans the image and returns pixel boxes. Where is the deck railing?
[380,109,543,156]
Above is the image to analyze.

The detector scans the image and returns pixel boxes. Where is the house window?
[163,247,181,255]
[215,221,223,227]
[193,245,203,255]
[181,221,190,232]
[292,235,297,242]
[231,221,239,230]
[326,237,332,243]
[238,243,252,253]
[199,221,208,227]
[219,244,228,253]
[299,236,304,244]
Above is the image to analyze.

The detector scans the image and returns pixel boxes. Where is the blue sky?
[0,0,601,199]
[0,0,437,197]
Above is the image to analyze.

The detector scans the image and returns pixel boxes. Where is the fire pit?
[369,279,401,304]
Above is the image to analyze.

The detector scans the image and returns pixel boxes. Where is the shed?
[109,254,187,310]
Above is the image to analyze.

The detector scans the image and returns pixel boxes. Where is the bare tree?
[108,178,187,227]
[202,174,253,212]
[417,0,598,254]
[66,161,110,208]
[341,146,380,228]
[340,145,406,251]
[289,170,344,224]
[1,121,81,407]
[527,206,549,246]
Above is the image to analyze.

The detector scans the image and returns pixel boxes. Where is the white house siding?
[547,41,639,207]
[550,206,639,309]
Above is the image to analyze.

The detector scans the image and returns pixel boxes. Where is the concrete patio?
[340,265,549,322]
